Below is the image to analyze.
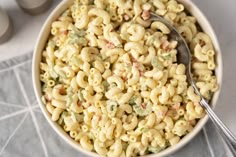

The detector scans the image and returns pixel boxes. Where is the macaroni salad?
[40,0,218,156]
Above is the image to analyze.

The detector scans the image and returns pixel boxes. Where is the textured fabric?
[0,53,233,157]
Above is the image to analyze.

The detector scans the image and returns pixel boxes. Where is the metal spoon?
[149,12,236,154]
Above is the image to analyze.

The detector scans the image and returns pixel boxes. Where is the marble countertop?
[0,0,236,156]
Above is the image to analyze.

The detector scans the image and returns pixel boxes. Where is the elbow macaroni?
[40,0,219,156]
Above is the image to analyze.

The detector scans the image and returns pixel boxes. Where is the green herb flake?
[129,95,138,105]
[151,56,164,70]
[133,102,152,116]
[162,54,172,60]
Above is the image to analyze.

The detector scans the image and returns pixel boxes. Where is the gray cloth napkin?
[0,53,233,157]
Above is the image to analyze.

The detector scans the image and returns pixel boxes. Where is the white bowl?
[32,0,223,156]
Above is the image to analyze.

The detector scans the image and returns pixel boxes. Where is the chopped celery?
[68,24,86,37]
[68,32,77,39]
[151,56,164,70]
[129,95,138,105]
[133,102,152,116]
[162,53,172,60]
[76,30,86,37]
[68,32,88,46]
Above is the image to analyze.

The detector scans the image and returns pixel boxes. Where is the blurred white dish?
[32,0,222,156]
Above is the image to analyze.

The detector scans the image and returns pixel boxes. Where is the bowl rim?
[32,0,223,156]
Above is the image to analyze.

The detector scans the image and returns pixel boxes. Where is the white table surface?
[0,0,236,139]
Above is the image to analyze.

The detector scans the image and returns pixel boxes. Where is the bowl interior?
[32,0,222,156]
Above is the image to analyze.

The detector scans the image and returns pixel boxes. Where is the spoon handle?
[222,133,236,156]
[200,98,236,153]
